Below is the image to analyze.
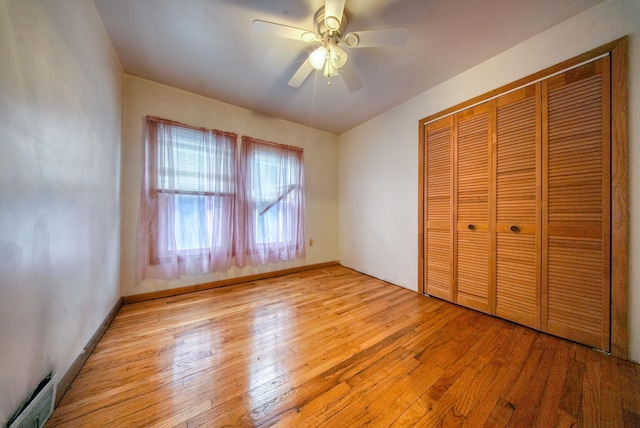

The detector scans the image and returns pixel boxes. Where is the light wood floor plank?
[46,265,640,427]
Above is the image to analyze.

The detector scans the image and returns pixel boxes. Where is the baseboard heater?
[7,374,57,428]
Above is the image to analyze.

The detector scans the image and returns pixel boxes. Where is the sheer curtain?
[138,117,238,280]
[236,137,305,267]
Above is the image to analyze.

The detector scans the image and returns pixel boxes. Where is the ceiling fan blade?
[340,61,362,92]
[252,20,317,42]
[324,0,346,31]
[288,58,315,88]
[343,27,409,48]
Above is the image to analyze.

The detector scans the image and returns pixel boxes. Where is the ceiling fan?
[252,0,409,92]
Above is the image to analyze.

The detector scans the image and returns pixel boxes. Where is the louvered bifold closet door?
[542,58,611,350]
[424,116,454,300]
[494,86,541,329]
[455,103,492,312]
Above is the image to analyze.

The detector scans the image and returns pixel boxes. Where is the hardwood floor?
[46,265,640,427]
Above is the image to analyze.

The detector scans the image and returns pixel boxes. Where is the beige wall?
[338,0,640,361]
[121,76,339,296]
[0,0,123,423]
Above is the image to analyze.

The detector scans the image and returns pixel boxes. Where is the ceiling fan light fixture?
[309,46,327,70]
[254,1,406,91]
[324,60,338,77]
[330,44,348,68]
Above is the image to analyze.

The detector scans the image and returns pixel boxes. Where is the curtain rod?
[146,115,238,139]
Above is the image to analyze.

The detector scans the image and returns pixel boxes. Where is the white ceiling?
[93,0,604,134]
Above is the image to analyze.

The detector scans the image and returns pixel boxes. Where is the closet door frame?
[418,37,628,359]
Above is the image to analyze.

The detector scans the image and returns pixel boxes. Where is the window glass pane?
[174,194,212,251]
[250,145,300,245]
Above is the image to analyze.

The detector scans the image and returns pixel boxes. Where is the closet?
[418,39,627,355]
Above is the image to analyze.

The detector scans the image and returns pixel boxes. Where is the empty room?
[1,0,640,426]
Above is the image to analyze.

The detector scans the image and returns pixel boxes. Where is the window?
[237,137,306,267]
[139,117,237,279]
[138,118,305,280]
[155,127,236,252]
